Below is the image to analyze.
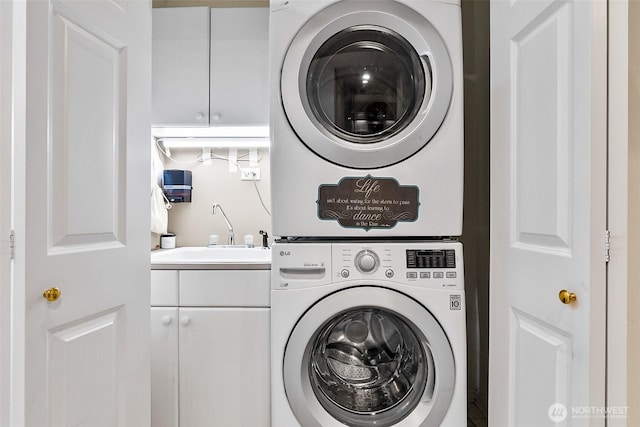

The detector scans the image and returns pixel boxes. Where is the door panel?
[50,6,126,250]
[48,309,123,427]
[510,309,572,425]
[511,1,572,253]
[489,0,607,425]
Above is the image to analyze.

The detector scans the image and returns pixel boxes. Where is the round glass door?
[307,26,428,144]
[308,308,431,426]
[283,286,455,427]
[280,1,453,169]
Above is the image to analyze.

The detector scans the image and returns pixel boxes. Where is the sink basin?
[151,246,271,264]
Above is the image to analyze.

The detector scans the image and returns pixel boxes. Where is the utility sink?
[151,246,271,265]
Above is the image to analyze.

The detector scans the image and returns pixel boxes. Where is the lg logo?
[279,251,291,256]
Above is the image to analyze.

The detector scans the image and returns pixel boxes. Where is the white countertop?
[150,246,271,270]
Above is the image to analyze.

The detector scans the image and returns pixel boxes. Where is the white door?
[489,0,607,425]
[12,0,151,425]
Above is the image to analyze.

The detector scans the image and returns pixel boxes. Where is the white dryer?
[271,241,466,426]
[270,0,463,238]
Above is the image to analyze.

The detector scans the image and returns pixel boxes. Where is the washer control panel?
[332,241,463,290]
[272,241,463,290]
[406,249,456,269]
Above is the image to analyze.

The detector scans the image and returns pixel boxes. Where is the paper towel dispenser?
[163,169,192,203]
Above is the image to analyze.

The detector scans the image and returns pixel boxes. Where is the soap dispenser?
[259,230,269,248]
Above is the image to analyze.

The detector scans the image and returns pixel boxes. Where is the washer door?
[281,0,453,169]
[283,287,455,427]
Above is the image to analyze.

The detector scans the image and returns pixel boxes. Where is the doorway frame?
[607,0,639,422]
[1,1,27,425]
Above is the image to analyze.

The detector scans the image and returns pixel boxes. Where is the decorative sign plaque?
[317,176,419,230]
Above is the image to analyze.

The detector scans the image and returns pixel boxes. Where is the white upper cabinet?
[209,7,269,126]
[152,6,269,128]
[152,7,210,127]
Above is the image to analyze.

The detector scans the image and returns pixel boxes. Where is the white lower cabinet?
[151,269,270,427]
[179,308,270,426]
[151,307,180,427]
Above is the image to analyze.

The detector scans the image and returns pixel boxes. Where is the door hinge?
[9,230,14,260]
[605,230,611,263]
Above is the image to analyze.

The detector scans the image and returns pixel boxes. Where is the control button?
[355,250,379,273]
[420,272,431,279]
[385,269,394,278]
[406,272,418,279]
[433,272,444,279]
[341,269,350,278]
[446,272,457,279]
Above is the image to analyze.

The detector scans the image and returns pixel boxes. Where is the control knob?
[355,250,379,273]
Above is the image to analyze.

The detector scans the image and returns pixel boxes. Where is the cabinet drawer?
[180,270,270,307]
[151,270,179,306]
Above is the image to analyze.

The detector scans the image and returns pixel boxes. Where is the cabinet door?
[209,8,269,126]
[152,7,210,126]
[179,307,270,427]
[151,308,179,427]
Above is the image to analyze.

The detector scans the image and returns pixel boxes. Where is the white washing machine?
[271,241,466,426]
[270,0,463,238]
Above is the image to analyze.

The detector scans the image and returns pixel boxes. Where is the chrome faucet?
[212,203,234,245]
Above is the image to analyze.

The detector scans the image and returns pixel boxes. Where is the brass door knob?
[43,287,61,302]
[559,289,577,304]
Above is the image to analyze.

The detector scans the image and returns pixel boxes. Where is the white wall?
[157,147,271,248]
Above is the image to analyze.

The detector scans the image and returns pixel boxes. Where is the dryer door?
[283,286,455,427]
[280,0,454,169]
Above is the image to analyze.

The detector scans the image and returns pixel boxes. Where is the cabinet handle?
[161,316,173,325]
[180,316,190,326]
[211,113,220,121]
[195,112,205,120]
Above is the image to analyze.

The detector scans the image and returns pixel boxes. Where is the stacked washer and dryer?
[269,1,466,426]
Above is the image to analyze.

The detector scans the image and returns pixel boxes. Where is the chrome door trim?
[280,0,453,169]
[283,286,456,427]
